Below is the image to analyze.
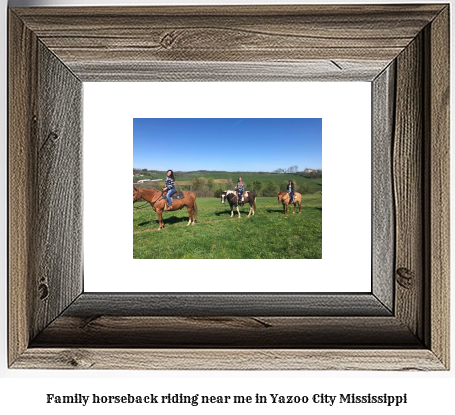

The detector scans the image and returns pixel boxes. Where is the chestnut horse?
[133,186,198,230]
[277,191,302,214]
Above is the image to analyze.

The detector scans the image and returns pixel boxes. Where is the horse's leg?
[230,204,234,217]
[236,205,241,218]
[186,205,193,226]
[157,209,163,230]
[188,203,196,225]
[292,202,296,214]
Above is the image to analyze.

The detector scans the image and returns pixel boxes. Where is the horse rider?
[287,180,295,203]
[163,169,176,210]
[235,177,245,205]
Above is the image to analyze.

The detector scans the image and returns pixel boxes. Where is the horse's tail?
[193,199,199,216]
[252,197,257,213]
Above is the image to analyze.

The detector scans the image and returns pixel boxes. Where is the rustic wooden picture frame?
[9,4,449,370]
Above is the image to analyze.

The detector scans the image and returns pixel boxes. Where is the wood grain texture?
[8,11,38,366]
[33,42,83,339]
[11,5,444,80]
[31,316,421,348]
[71,60,388,82]
[8,4,450,370]
[372,63,395,312]
[425,6,450,368]
[9,12,84,366]
[393,34,424,340]
[63,293,391,317]
[13,349,445,371]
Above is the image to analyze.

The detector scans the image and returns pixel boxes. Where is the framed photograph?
[84,82,370,293]
[9,4,449,370]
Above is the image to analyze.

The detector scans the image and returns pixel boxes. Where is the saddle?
[172,191,185,200]
[164,190,185,200]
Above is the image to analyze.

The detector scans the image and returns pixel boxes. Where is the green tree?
[252,179,263,196]
[214,187,222,198]
[263,180,278,196]
[280,181,288,191]
[192,176,201,191]
[207,177,214,191]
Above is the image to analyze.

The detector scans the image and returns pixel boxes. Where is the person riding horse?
[287,180,295,203]
[162,169,176,210]
[235,177,245,205]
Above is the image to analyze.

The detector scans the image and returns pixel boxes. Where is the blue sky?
[133,118,322,172]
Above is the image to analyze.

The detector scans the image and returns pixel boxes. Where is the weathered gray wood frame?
[8,5,449,370]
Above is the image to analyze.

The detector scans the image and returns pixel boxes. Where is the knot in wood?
[38,282,49,300]
[60,350,94,369]
[160,31,179,49]
[396,267,414,289]
[48,131,59,142]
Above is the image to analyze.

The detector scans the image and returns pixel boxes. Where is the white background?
[1,0,454,414]
[84,82,371,292]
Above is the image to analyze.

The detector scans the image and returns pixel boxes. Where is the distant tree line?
[271,166,322,179]
[297,170,322,179]
[133,168,317,197]
[272,165,299,174]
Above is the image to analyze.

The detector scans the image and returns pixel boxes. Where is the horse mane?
[138,187,159,194]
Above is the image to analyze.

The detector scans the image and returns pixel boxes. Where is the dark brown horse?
[133,186,198,230]
[277,191,302,214]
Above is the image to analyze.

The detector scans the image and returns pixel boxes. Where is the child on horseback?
[287,180,295,203]
[163,169,176,210]
[235,177,245,205]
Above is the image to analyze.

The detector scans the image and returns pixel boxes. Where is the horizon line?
[132,168,323,173]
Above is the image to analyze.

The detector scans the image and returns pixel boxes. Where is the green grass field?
[133,195,322,259]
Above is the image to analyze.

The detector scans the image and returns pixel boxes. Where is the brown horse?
[277,191,302,214]
[133,186,198,230]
